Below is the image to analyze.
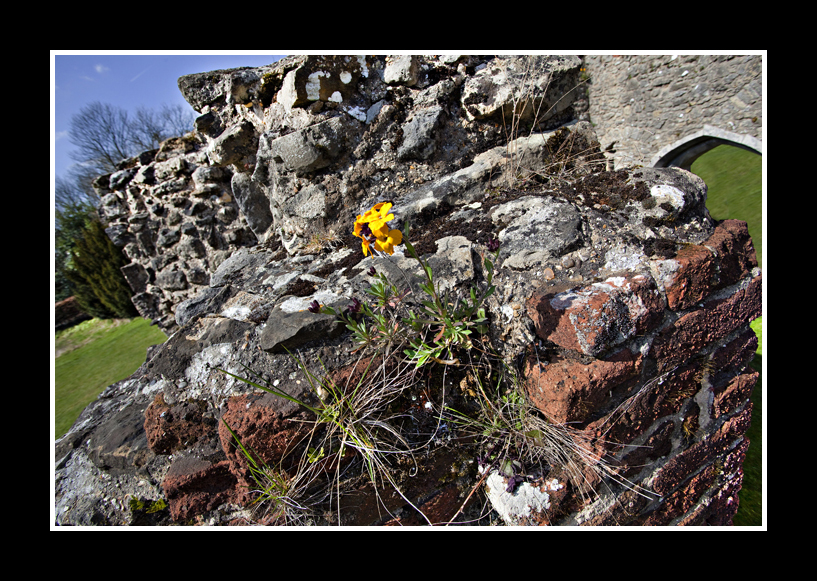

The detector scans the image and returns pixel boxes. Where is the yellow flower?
[374,228,403,255]
[353,202,401,256]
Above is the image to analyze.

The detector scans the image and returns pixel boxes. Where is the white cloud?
[94,64,109,74]
[55,130,68,141]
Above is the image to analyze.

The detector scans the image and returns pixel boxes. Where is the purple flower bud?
[487,237,500,252]
[307,300,321,313]
[367,266,377,277]
[346,297,362,314]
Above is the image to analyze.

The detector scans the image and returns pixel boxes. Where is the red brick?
[218,393,313,499]
[710,329,759,379]
[705,219,759,289]
[653,244,716,311]
[144,393,217,455]
[677,438,749,526]
[583,360,705,449]
[162,457,238,521]
[651,274,762,372]
[652,220,759,311]
[713,370,759,419]
[524,348,642,424]
[653,406,752,497]
[644,461,719,525]
[527,273,665,357]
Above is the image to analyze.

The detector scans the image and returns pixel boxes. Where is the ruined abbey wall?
[55,55,762,527]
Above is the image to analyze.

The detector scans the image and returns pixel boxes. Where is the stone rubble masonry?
[93,131,259,334]
[56,55,762,528]
[584,55,762,170]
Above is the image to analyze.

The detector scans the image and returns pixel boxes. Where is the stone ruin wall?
[584,54,762,169]
[55,55,762,526]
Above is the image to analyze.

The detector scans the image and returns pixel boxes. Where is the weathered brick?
[644,461,719,525]
[144,393,217,455]
[710,328,759,380]
[713,370,759,419]
[524,348,642,424]
[218,393,313,498]
[651,219,759,311]
[652,243,716,311]
[620,420,674,478]
[651,274,762,372]
[527,273,665,357]
[705,219,759,289]
[677,438,749,526]
[162,457,238,522]
[583,360,705,448]
[652,406,752,497]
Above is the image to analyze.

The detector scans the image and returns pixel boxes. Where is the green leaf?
[307,447,325,463]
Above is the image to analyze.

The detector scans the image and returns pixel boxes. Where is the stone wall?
[584,54,762,169]
[94,134,258,332]
[54,55,761,526]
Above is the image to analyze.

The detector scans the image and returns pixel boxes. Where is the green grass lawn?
[691,144,763,267]
[691,144,763,526]
[54,317,167,439]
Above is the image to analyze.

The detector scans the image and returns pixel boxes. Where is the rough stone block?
[144,393,216,455]
[259,309,346,353]
[162,456,237,522]
[705,219,759,288]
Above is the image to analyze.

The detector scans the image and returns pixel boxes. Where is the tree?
[65,218,138,319]
[67,101,195,176]
[54,198,97,302]
[56,101,195,313]
[68,102,135,176]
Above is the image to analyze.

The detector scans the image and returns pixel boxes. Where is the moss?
[129,496,168,514]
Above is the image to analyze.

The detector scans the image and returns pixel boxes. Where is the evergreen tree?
[55,198,96,303]
[66,218,137,319]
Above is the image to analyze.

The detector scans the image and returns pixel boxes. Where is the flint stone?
[178,65,271,112]
[146,317,253,382]
[109,168,137,190]
[398,105,445,161]
[277,56,366,110]
[192,165,229,186]
[384,55,420,86]
[100,193,126,220]
[256,116,359,175]
[121,262,149,294]
[397,122,590,225]
[207,121,256,167]
[156,268,188,291]
[175,285,237,327]
[461,55,581,122]
[86,402,151,473]
[156,227,181,248]
[259,308,345,353]
[231,171,274,239]
[154,157,187,181]
[209,247,278,290]
[492,196,584,269]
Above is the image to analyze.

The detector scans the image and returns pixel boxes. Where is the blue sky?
[52,52,286,184]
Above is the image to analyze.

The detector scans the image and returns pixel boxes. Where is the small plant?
[221,417,323,525]
[218,354,430,524]
[322,201,500,369]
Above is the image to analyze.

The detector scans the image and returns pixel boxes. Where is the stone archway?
[650,124,763,170]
